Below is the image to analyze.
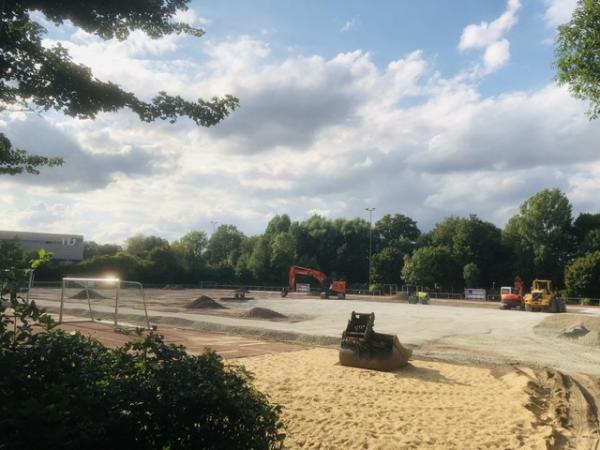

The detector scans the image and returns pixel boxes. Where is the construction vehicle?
[339,311,412,371]
[281,265,346,299]
[523,279,566,313]
[500,276,524,310]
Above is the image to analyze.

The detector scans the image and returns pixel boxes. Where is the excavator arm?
[289,265,328,290]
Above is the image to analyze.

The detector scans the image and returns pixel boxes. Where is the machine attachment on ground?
[281,265,346,299]
[523,279,566,313]
[500,276,524,310]
[339,311,412,371]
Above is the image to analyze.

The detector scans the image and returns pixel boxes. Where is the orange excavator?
[500,276,524,310]
[281,265,347,299]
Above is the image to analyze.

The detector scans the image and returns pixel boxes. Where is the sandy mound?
[535,314,600,346]
[240,348,568,449]
[186,295,227,309]
[243,307,287,320]
[70,289,108,300]
[163,284,185,290]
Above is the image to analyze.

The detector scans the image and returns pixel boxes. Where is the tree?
[580,229,600,254]
[172,231,208,280]
[374,214,420,252]
[270,232,296,282]
[564,251,600,298]
[205,225,244,267]
[463,263,480,288]
[0,0,238,174]
[503,189,574,284]
[402,246,458,289]
[83,241,122,259]
[125,234,170,258]
[555,0,600,119]
[0,134,63,175]
[371,247,404,284]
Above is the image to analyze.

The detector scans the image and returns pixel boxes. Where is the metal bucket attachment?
[339,311,412,371]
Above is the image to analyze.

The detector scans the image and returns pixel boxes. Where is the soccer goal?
[59,277,151,330]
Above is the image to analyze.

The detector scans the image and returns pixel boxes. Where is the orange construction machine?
[281,265,346,299]
[500,276,524,310]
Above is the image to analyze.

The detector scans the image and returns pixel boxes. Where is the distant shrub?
[0,296,284,450]
[581,297,592,306]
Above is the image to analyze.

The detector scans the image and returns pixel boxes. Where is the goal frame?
[58,277,151,330]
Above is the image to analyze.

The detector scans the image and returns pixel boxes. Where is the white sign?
[296,283,310,293]
[464,288,486,300]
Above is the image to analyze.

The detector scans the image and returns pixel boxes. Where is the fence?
[23,279,600,306]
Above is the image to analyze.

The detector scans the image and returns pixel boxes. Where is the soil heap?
[186,295,227,309]
[243,307,287,320]
[70,289,108,300]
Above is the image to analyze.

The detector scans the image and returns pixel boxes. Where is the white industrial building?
[0,230,84,261]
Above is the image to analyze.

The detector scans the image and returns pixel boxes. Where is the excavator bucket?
[339,311,412,371]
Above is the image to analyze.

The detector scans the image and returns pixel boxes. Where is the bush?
[564,251,600,298]
[0,297,284,450]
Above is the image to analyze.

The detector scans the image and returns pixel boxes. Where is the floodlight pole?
[365,208,376,287]
[210,221,218,234]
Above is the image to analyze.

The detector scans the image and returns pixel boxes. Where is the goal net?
[59,277,151,330]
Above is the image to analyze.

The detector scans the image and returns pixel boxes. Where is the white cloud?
[544,0,577,27]
[3,24,600,243]
[173,8,212,27]
[340,18,357,32]
[459,0,520,74]
[483,39,510,73]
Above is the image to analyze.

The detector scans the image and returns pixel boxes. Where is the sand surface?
[240,348,562,449]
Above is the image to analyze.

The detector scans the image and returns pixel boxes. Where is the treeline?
[35,189,600,298]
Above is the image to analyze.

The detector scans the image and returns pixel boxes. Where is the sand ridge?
[239,348,558,449]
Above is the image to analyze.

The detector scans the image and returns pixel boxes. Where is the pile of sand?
[70,289,108,300]
[535,315,600,346]
[240,348,566,449]
[163,284,185,290]
[186,295,227,310]
[243,307,287,320]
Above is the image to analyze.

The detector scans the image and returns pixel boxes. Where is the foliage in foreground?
[0,282,284,449]
[556,0,600,119]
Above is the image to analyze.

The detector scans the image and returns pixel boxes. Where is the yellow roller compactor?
[523,279,566,313]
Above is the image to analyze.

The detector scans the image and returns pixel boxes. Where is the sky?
[2,0,598,244]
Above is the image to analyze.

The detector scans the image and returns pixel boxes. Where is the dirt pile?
[186,295,227,309]
[70,289,108,300]
[534,315,600,346]
[163,284,185,290]
[243,307,287,320]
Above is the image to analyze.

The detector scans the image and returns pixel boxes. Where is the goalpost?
[59,277,151,330]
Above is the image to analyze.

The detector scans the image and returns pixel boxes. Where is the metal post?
[365,208,375,287]
[84,281,94,322]
[59,279,65,323]
[114,281,120,329]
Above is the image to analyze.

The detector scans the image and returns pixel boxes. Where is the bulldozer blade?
[339,335,412,371]
[338,311,412,371]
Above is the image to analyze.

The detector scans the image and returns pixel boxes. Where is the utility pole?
[210,221,218,234]
[365,207,375,287]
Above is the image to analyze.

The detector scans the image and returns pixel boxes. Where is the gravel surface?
[32,288,600,375]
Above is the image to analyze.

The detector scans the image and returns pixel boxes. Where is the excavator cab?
[339,311,412,371]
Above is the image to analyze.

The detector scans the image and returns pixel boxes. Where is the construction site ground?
[33,287,600,375]
[32,288,600,449]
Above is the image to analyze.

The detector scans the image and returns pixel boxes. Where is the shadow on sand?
[393,363,469,386]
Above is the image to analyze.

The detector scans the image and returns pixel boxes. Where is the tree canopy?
[555,0,600,119]
[0,0,238,174]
